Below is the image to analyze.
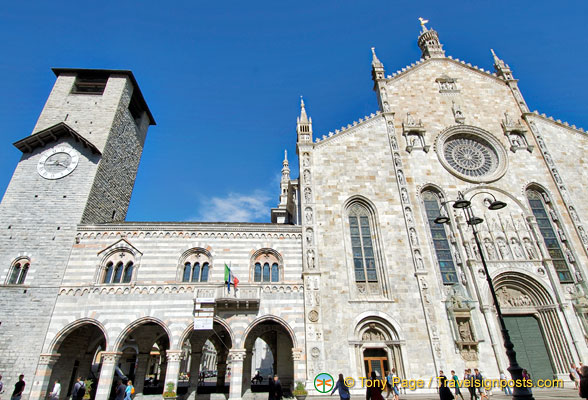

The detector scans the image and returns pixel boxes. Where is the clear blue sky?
[1,1,587,223]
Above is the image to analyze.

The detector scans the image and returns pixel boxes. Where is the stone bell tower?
[0,68,155,396]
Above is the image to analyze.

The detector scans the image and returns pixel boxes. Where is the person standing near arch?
[10,375,25,400]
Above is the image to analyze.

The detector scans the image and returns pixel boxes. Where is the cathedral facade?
[1,24,588,399]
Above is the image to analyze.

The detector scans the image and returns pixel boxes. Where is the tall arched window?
[113,262,124,283]
[122,262,134,283]
[182,263,191,282]
[191,263,200,282]
[201,263,209,282]
[527,189,573,283]
[422,190,458,284]
[104,262,114,283]
[179,250,212,283]
[271,263,279,282]
[262,264,270,282]
[254,263,262,282]
[252,250,282,283]
[7,258,30,285]
[348,203,377,283]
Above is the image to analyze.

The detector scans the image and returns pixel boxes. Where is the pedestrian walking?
[331,374,350,399]
[366,371,385,400]
[268,375,275,400]
[499,371,511,395]
[114,380,125,400]
[571,363,580,389]
[390,368,399,400]
[451,370,464,400]
[72,377,85,400]
[473,369,487,400]
[272,375,283,400]
[48,379,61,400]
[464,369,477,400]
[10,375,25,400]
[124,380,134,400]
[579,365,588,399]
[0,374,5,400]
[438,371,454,400]
[522,369,531,387]
[384,371,393,399]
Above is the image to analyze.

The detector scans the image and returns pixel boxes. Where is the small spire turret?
[297,96,313,143]
[281,150,290,183]
[491,49,514,80]
[371,47,386,82]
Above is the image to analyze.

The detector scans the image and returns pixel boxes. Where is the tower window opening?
[72,72,109,95]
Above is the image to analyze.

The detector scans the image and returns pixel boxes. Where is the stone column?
[29,353,60,400]
[228,349,246,400]
[95,352,122,400]
[163,350,183,394]
[292,348,305,388]
[185,351,202,400]
[216,352,228,389]
[241,349,253,394]
[133,353,151,395]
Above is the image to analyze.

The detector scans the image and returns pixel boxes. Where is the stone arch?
[492,270,575,377]
[113,316,172,352]
[177,316,235,350]
[47,318,108,355]
[240,314,297,349]
[351,313,407,380]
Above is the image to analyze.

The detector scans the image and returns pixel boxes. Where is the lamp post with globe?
[435,191,534,400]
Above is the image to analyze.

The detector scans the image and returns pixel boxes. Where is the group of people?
[266,375,283,400]
[570,362,588,399]
[438,369,489,400]
[330,369,400,400]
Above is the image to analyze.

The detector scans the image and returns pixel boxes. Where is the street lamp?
[435,191,534,400]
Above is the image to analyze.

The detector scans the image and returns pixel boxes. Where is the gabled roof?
[52,68,156,125]
[13,122,101,154]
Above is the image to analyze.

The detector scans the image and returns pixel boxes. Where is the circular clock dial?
[37,146,79,179]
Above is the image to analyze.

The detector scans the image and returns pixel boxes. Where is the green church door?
[503,315,554,381]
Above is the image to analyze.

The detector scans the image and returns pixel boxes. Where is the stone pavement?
[301,387,580,400]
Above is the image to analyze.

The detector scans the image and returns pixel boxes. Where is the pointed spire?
[371,47,383,68]
[490,49,514,80]
[417,18,445,58]
[299,96,309,124]
[281,149,290,183]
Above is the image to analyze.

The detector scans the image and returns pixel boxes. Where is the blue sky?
[1,1,587,223]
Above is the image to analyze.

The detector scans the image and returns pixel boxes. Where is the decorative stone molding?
[228,349,246,362]
[167,350,183,362]
[402,113,429,153]
[292,348,303,361]
[38,353,60,366]
[502,112,533,153]
[435,75,459,93]
[101,352,123,363]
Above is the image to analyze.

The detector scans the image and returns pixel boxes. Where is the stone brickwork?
[0,70,153,399]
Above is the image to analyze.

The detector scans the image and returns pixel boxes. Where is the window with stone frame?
[422,190,459,285]
[252,250,281,283]
[7,257,30,285]
[180,251,211,283]
[527,189,573,283]
[346,201,386,297]
[100,251,136,284]
[71,71,109,95]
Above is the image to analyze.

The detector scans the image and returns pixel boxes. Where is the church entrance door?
[363,348,389,378]
[504,315,554,381]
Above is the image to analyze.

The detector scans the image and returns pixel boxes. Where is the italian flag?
[224,264,239,293]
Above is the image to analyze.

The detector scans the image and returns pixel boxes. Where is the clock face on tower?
[37,146,79,180]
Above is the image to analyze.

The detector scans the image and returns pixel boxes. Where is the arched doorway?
[241,318,296,397]
[116,319,171,396]
[495,273,574,380]
[179,321,233,398]
[47,321,107,400]
[354,317,405,380]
